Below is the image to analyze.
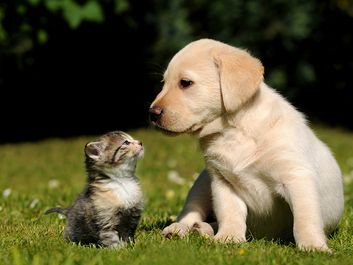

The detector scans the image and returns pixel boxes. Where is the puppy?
[149,39,344,252]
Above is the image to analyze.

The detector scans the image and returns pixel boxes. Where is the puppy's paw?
[295,229,331,253]
[191,222,215,238]
[162,222,190,238]
[297,242,332,253]
[214,232,246,243]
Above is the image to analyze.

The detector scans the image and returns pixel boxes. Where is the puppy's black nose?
[149,106,163,123]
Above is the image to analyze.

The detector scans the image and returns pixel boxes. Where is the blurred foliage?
[0,0,352,134]
[0,0,108,52]
[0,0,350,88]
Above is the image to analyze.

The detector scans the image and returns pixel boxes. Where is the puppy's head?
[149,39,264,134]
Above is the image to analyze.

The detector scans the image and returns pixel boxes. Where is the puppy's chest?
[203,132,279,215]
[203,130,259,175]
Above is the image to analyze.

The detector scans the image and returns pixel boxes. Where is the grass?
[1,126,353,265]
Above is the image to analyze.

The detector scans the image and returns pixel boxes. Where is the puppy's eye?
[179,79,193,89]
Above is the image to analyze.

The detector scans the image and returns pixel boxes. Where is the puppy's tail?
[45,207,68,216]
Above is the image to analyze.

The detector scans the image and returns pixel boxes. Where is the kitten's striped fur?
[46,131,144,248]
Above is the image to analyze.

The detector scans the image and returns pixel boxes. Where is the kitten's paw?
[108,240,128,249]
[162,222,190,238]
[191,222,215,238]
[99,231,127,248]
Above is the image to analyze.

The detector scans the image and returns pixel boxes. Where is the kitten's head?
[84,131,144,174]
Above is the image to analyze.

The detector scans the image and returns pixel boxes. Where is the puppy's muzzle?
[149,106,163,123]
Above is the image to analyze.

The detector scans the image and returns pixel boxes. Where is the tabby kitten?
[46,131,144,248]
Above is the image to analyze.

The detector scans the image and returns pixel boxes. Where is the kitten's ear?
[85,141,104,160]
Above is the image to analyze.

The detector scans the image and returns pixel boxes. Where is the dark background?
[1,0,353,143]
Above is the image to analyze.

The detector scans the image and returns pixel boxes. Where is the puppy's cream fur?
[151,39,344,252]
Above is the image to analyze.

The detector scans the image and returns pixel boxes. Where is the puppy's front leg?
[285,172,330,252]
[212,174,247,243]
[162,170,213,238]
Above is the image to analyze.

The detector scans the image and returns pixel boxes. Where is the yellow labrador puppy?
[149,39,344,252]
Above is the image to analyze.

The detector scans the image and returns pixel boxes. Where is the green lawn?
[1,126,353,265]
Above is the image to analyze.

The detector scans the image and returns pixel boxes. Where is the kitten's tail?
[45,207,68,216]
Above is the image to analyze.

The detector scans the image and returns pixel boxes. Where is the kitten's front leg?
[99,230,127,249]
[211,173,247,243]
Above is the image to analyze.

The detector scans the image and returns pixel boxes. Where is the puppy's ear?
[214,48,264,113]
[85,141,104,160]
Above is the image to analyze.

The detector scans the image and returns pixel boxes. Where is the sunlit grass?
[1,126,353,264]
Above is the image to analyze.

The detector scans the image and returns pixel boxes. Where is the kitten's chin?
[136,148,144,160]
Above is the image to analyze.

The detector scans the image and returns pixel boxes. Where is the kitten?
[46,131,144,248]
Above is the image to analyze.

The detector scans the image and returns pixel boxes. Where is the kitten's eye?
[123,140,130,145]
[179,79,193,89]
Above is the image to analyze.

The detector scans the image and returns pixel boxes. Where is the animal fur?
[150,39,344,252]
